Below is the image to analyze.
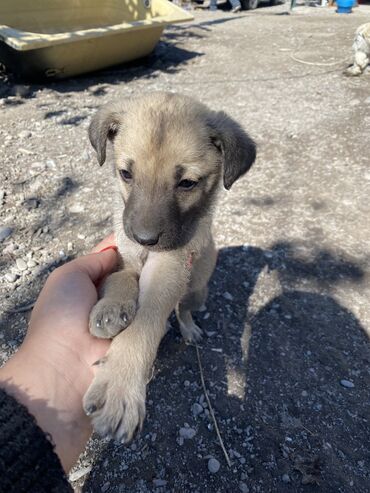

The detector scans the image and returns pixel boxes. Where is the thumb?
[62,246,118,283]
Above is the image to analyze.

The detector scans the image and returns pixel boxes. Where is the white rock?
[179,427,196,439]
[18,130,32,139]
[5,273,18,283]
[191,403,203,416]
[282,474,290,483]
[16,258,27,271]
[69,203,85,214]
[208,458,220,473]
[69,466,92,482]
[46,159,56,169]
[27,259,37,268]
[340,379,354,388]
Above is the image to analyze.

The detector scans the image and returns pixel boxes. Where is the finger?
[91,233,116,253]
[61,248,118,283]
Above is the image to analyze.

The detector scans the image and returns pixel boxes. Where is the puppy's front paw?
[89,298,137,339]
[83,356,146,443]
[179,319,203,343]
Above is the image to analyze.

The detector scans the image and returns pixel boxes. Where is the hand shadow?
[82,242,369,493]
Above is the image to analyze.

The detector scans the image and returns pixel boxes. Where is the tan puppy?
[83,92,256,442]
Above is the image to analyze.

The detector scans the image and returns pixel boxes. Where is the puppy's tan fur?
[83,92,256,442]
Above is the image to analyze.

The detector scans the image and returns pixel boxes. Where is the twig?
[290,53,351,67]
[195,344,232,468]
[7,301,35,313]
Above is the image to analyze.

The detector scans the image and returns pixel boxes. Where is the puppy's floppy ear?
[207,111,256,190]
[89,104,121,166]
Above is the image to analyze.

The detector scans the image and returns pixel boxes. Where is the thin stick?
[8,301,35,313]
[195,344,232,468]
[290,53,350,67]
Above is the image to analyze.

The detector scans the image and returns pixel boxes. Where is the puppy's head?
[89,93,256,250]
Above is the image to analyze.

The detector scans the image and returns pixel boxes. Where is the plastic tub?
[0,0,193,80]
[336,0,354,13]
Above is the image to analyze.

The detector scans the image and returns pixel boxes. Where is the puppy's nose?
[133,230,160,246]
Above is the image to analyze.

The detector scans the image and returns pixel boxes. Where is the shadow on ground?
[82,243,369,493]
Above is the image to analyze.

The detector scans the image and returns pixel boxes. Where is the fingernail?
[99,245,118,253]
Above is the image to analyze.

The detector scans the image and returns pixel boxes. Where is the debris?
[208,458,220,474]
[340,379,354,388]
[191,403,203,416]
[5,273,18,283]
[223,291,233,301]
[179,427,196,439]
[282,474,290,483]
[15,258,27,271]
[0,226,12,242]
[69,466,92,482]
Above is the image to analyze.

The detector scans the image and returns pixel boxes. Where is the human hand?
[0,234,117,471]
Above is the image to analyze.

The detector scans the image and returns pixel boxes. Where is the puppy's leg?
[84,251,190,442]
[89,269,139,339]
[176,287,207,342]
[176,239,217,343]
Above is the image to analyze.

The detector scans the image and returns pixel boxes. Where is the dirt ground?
[1,2,370,492]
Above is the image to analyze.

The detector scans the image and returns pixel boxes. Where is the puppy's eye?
[119,169,132,183]
[177,179,198,190]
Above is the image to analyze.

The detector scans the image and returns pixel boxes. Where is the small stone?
[18,130,32,139]
[184,380,190,387]
[27,259,37,268]
[205,330,216,337]
[191,403,203,416]
[223,291,233,301]
[0,190,5,200]
[0,227,12,242]
[153,479,167,487]
[5,273,18,283]
[301,390,308,397]
[67,241,73,251]
[46,159,56,169]
[203,312,210,320]
[208,458,220,474]
[16,258,27,271]
[3,243,15,254]
[69,203,85,214]
[282,474,290,483]
[69,466,92,482]
[179,427,196,439]
[23,198,40,210]
[242,281,250,288]
[101,482,110,492]
[340,379,354,388]
[239,483,249,493]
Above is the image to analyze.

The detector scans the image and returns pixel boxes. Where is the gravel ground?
[1,3,370,492]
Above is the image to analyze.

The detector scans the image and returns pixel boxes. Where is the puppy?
[83,92,256,442]
[345,23,370,76]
